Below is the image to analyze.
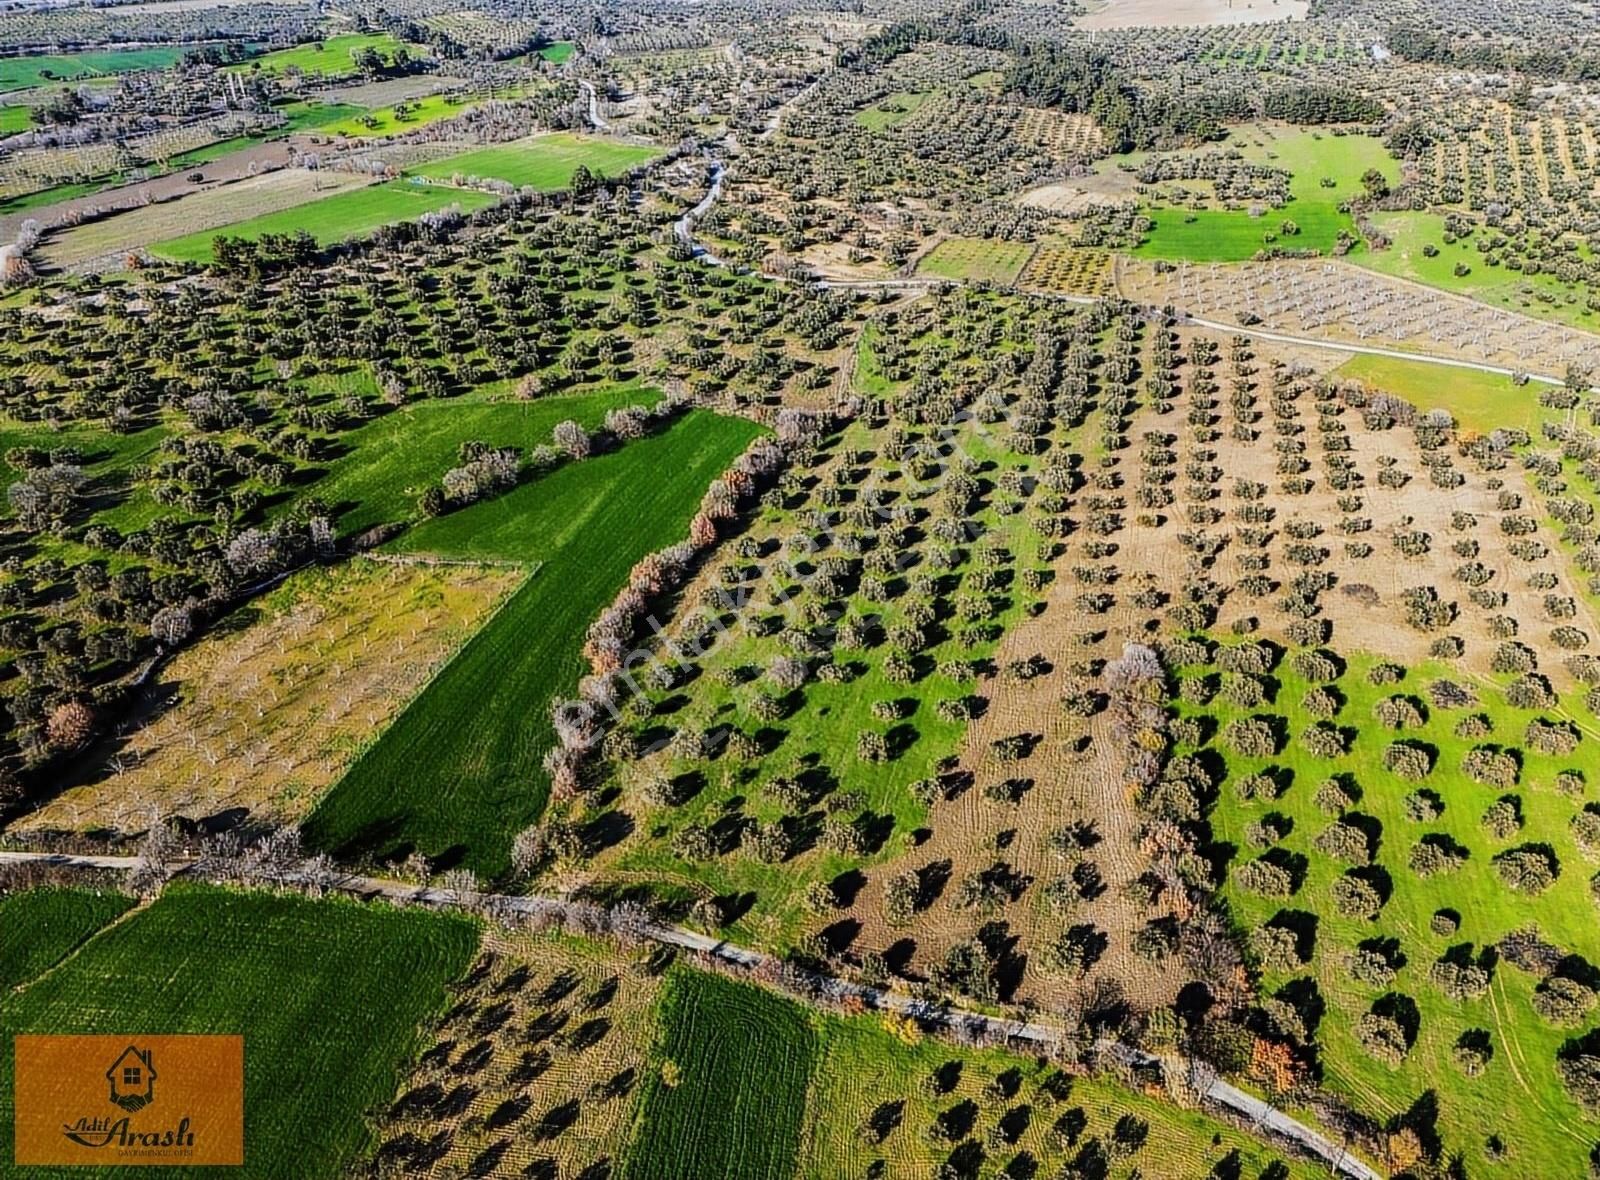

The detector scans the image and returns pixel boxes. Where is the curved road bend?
[0,851,1383,1180]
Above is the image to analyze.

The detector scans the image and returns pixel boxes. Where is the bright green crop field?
[626,970,817,1180]
[0,888,133,992]
[0,884,478,1179]
[313,385,658,533]
[303,411,765,877]
[1134,126,1399,262]
[226,34,420,78]
[1334,353,1543,435]
[412,132,662,190]
[150,181,498,262]
[0,47,188,93]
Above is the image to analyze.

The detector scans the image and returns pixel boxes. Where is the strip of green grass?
[304,412,765,876]
[0,884,478,1179]
[226,34,420,78]
[317,88,514,138]
[314,385,659,533]
[0,105,30,133]
[1334,353,1542,435]
[626,970,816,1180]
[274,100,365,132]
[0,47,188,93]
[150,181,498,263]
[0,889,133,991]
[537,42,575,64]
[410,132,660,190]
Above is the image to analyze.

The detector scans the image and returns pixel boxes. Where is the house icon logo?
[105,1046,156,1113]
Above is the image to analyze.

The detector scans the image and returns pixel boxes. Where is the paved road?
[0,850,1384,1179]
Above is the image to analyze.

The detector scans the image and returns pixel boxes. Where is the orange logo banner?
[13,1034,243,1166]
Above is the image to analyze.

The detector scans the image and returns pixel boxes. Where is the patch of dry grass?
[19,559,520,835]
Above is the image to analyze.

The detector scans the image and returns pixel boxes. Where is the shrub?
[1430,910,1460,937]
[1235,858,1296,898]
[1463,746,1518,787]
[1383,742,1433,780]
[1330,873,1383,919]
[1494,845,1559,894]
[1355,1011,1410,1066]
[1314,820,1373,866]
[1574,808,1600,859]
[1534,977,1598,1027]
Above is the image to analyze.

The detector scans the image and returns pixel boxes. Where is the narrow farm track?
[0,851,1386,1180]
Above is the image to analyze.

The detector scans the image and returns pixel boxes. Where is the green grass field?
[150,181,498,263]
[854,90,933,130]
[317,88,516,138]
[303,412,765,876]
[412,133,661,190]
[1334,353,1543,434]
[0,105,31,133]
[801,1005,1318,1178]
[915,237,1034,284]
[0,47,188,93]
[274,100,365,133]
[226,34,419,78]
[0,889,133,992]
[1134,126,1399,262]
[1201,649,1600,1176]
[627,970,817,1180]
[1357,210,1600,331]
[537,42,575,64]
[313,385,658,533]
[0,884,478,1179]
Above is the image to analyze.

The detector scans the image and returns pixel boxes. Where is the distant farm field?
[227,34,420,78]
[626,970,817,1180]
[0,885,478,1179]
[43,170,370,267]
[150,180,497,262]
[0,889,133,991]
[316,88,518,138]
[316,385,659,533]
[538,42,575,63]
[303,412,765,876]
[1134,126,1398,262]
[0,106,31,133]
[915,236,1034,284]
[0,47,188,93]
[413,132,662,190]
